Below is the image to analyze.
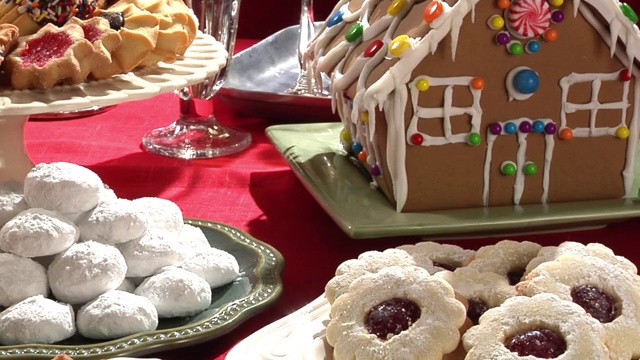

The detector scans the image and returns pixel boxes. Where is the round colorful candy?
[358,150,368,162]
[620,69,633,81]
[496,31,511,45]
[416,78,430,91]
[617,126,630,139]
[471,77,485,90]
[524,162,538,175]
[620,3,639,23]
[505,122,518,134]
[327,10,344,27]
[519,121,532,133]
[488,15,505,29]
[545,122,557,135]
[352,142,363,154]
[532,120,546,133]
[507,0,551,38]
[489,123,503,135]
[513,68,540,94]
[389,35,412,56]
[361,112,370,123]
[526,40,541,53]
[411,133,424,145]
[559,128,574,140]
[340,128,352,142]
[371,165,381,177]
[501,161,517,176]
[509,42,524,55]
[388,0,408,16]
[423,1,445,24]
[468,132,482,146]
[551,10,565,23]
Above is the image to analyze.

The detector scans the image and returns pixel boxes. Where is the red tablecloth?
[22,38,640,359]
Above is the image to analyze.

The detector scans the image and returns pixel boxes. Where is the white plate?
[226,295,330,360]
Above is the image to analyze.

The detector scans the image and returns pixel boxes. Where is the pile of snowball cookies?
[0,162,240,345]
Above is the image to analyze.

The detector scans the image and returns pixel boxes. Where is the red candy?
[364,40,384,58]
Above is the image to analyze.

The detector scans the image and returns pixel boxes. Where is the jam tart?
[463,293,610,359]
[435,267,516,325]
[326,266,467,360]
[517,254,640,359]
[525,241,637,276]
[466,240,543,286]
[397,241,476,273]
[3,22,97,89]
[325,248,416,304]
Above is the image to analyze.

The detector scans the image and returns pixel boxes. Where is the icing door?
[483,118,556,207]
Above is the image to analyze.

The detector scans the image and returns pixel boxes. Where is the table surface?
[22,35,640,359]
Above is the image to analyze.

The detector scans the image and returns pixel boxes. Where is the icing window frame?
[407,75,483,146]
[559,70,631,137]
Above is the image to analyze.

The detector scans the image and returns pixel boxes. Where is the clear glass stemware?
[285,0,322,96]
[142,0,251,159]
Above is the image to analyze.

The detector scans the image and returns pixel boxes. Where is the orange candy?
[471,77,485,90]
[544,29,559,42]
[559,128,574,140]
[497,0,510,9]
[358,150,368,162]
[423,1,444,24]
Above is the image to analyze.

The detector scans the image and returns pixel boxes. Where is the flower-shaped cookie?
[435,267,516,325]
[326,266,466,360]
[325,248,416,304]
[397,241,476,273]
[466,240,542,285]
[463,293,610,359]
[517,254,640,359]
[525,241,637,275]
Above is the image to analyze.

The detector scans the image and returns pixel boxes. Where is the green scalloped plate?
[0,219,284,359]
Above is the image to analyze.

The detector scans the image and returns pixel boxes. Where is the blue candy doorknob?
[513,69,540,94]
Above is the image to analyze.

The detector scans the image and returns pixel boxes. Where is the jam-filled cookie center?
[365,298,421,340]
[467,298,489,325]
[570,285,618,323]
[505,327,567,358]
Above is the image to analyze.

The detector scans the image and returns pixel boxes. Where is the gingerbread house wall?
[364,0,636,212]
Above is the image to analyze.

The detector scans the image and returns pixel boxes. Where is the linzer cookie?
[325,248,416,304]
[434,267,516,325]
[326,266,467,360]
[397,241,476,273]
[466,240,542,285]
[462,293,610,359]
[517,254,640,359]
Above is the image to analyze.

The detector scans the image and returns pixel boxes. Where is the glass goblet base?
[142,117,251,159]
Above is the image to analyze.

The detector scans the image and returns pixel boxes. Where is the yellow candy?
[387,0,407,16]
[389,35,411,57]
[617,126,630,139]
[361,111,370,123]
[416,78,430,91]
[549,0,564,6]
[488,15,504,29]
[341,128,352,142]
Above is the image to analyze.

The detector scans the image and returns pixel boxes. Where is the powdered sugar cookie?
[133,197,183,235]
[0,208,78,257]
[179,247,240,288]
[177,224,212,252]
[517,254,640,359]
[0,182,28,228]
[23,162,103,214]
[435,267,516,325]
[466,240,542,285]
[326,266,466,360]
[463,293,609,359]
[398,241,476,273]
[525,241,637,275]
[0,253,48,307]
[77,198,148,245]
[325,249,417,304]
[134,267,211,318]
[48,241,127,304]
[77,290,158,339]
[118,229,190,277]
[0,295,75,345]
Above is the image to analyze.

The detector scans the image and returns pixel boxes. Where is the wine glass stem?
[179,97,214,121]
[298,0,314,71]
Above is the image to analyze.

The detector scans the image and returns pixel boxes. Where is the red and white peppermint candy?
[507,0,551,38]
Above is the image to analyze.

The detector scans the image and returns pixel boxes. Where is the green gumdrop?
[345,23,364,43]
[620,3,639,23]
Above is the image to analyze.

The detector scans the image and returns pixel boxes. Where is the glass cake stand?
[0,32,228,184]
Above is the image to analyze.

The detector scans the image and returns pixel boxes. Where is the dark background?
[237,0,640,39]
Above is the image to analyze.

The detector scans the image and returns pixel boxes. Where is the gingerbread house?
[308,0,640,212]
